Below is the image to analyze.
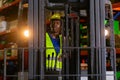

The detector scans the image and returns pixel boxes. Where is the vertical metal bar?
[33,0,39,79]
[95,0,101,79]
[61,17,65,78]
[70,19,74,47]
[28,0,34,79]
[70,18,75,80]
[90,0,95,79]
[33,0,39,46]
[98,0,102,79]
[22,48,25,80]
[39,0,45,80]
[100,0,106,80]
[75,17,80,80]
[34,49,38,79]
[65,3,69,54]
[65,4,69,80]
[109,1,116,79]
[113,48,117,80]
[17,0,24,75]
[110,20,115,69]
[77,48,80,80]
[4,49,7,80]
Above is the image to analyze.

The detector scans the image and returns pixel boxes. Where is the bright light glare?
[105,29,109,36]
[24,30,29,37]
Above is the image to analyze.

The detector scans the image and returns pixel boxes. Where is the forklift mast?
[28,0,116,80]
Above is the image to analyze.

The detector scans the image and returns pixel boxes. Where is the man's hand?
[58,55,62,61]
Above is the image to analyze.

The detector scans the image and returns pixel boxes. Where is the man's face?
[52,20,61,35]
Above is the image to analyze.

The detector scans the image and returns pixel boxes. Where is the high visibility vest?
[46,33,62,71]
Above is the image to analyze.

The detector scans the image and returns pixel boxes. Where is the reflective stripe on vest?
[46,33,62,70]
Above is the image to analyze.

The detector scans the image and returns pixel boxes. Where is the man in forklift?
[45,13,62,80]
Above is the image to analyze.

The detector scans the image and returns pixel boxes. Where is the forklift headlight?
[24,30,29,38]
[105,29,109,36]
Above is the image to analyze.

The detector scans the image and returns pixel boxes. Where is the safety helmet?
[50,13,61,20]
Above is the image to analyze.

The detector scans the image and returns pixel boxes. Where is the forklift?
[27,0,117,80]
[0,0,116,80]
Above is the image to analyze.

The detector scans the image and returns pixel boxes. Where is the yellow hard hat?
[50,13,61,20]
